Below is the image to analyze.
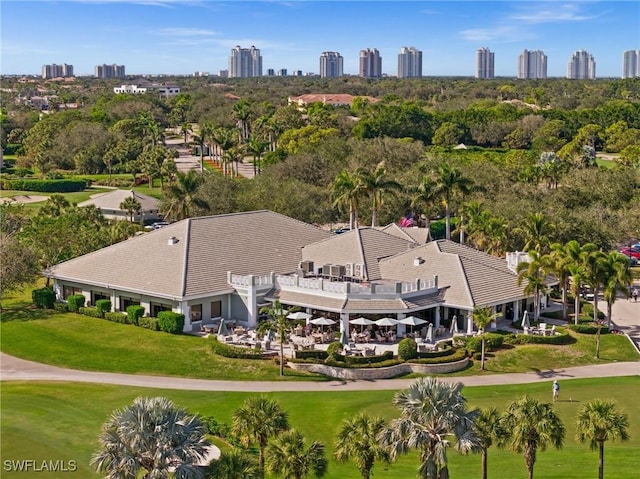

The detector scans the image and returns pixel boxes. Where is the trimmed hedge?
[79,307,103,318]
[416,345,455,359]
[567,324,610,335]
[67,294,85,312]
[32,287,55,309]
[209,337,265,359]
[505,328,573,345]
[95,299,112,316]
[296,350,329,360]
[1,179,86,193]
[408,348,469,364]
[463,333,504,352]
[138,317,160,331]
[104,312,129,324]
[157,311,185,334]
[398,337,417,361]
[324,357,403,369]
[53,302,68,312]
[126,305,145,326]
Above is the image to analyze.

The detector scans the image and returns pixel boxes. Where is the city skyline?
[1,1,638,78]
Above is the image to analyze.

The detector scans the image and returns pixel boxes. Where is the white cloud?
[508,2,598,24]
[459,25,527,43]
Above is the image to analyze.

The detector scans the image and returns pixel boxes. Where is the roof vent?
[413,257,424,266]
[167,236,179,245]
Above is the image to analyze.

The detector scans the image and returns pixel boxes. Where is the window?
[120,297,140,311]
[63,285,82,300]
[210,301,222,318]
[191,304,202,321]
[92,292,110,305]
[151,303,171,317]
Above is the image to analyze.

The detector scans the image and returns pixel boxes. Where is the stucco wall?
[287,358,469,380]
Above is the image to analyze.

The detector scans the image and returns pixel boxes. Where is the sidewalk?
[1,352,637,392]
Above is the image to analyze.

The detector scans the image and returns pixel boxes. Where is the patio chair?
[363,346,376,356]
[375,332,386,343]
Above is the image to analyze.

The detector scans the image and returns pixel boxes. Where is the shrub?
[326,341,343,357]
[95,299,112,316]
[0,179,86,193]
[53,302,68,312]
[32,287,55,309]
[508,328,573,345]
[67,294,85,313]
[157,311,185,334]
[397,337,417,361]
[138,317,160,331]
[104,312,129,324]
[567,324,610,335]
[209,337,265,359]
[126,305,145,325]
[296,350,329,360]
[408,348,469,364]
[416,344,454,359]
[465,333,504,352]
[79,307,103,318]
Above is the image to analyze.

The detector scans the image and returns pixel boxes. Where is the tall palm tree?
[334,413,389,479]
[119,195,141,222]
[332,170,365,230]
[180,121,192,145]
[471,307,500,371]
[379,377,480,479]
[601,252,633,327]
[206,450,260,479]
[517,212,555,255]
[410,176,438,236]
[473,407,506,479]
[191,123,212,173]
[516,251,549,322]
[548,241,575,321]
[266,429,328,479]
[233,99,252,143]
[257,299,291,376]
[357,162,402,227]
[581,244,608,322]
[575,399,630,479]
[432,161,473,240]
[500,395,565,479]
[232,396,289,476]
[91,396,210,479]
[247,134,269,175]
[211,127,238,177]
[162,170,209,221]
[561,240,586,324]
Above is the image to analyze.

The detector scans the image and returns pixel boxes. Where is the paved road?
[1,352,637,392]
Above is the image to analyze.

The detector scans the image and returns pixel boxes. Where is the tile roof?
[49,211,331,299]
[78,189,159,211]
[379,223,431,244]
[288,94,378,106]
[301,228,416,281]
[268,290,346,311]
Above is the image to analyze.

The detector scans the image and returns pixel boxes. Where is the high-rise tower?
[359,48,382,78]
[476,47,495,79]
[397,47,422,78]
[319,52,343,78]
[623,50,640,78]
[229,46,262,78]
[567,50,596,79]
[518,49,547,79]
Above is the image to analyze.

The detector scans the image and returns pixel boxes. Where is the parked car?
[333,227,351,234]
[152,221,170,230]
[620,247,640,260]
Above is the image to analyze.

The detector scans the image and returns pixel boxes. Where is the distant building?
[567,50,596,79]
[293,70,303,77]
[114,81,180,97]
[622,50,640,78]
[277,69,288,76]
[518,49,547,79]
[114,85,147,94]
[359,48,382,78]
[218,70,229,78]
[267,68,275,76]
[42,63,73,79]
[78,190,161,223]
[397,47,422,78]
[193,71,209,77]
[319,52,343,78]
[95,64,126,79]
[229,45,262,78]
[288,93,378,109]
[476,47,495,79]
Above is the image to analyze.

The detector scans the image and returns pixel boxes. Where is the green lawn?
[2,378,639,478]
[0,187,114,214]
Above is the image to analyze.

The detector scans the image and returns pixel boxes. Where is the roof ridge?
[355,228,368,280]
[180,218,192,297]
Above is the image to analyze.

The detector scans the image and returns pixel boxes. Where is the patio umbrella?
[350,317,375,326]
[310,317,336,326]
[426,323,434,343]
[375,317,398,327]
[398,316,427,336]
[287,311,312,321]
[450,315,459,334]
[217,318,229,336]
[522,311,530,329]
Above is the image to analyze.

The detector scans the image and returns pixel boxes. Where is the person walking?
[632,288,638,303]
[552,380,560,402]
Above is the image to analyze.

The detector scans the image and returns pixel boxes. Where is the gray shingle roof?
[49,211,331,299]
[301,228,415,281]
[379,223,431,244]
[78,189,160,211]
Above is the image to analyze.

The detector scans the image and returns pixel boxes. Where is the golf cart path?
[1,352,637,392]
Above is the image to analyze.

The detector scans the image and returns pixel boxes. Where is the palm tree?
[191,125,210,173]
[517,212,555,255]
[379,377,479,479]
[357,163,402,227]
[247,134,269,175]
[180,121,192,144]
[233,99,252,143]
[581,244,608,322]
[232,396,289,476]
[206,450,260,479]
[560,240,586,324]
[332,170,365,230]
[471,307,500,371]
[601,252,633,327]
[91,396,210,479]
[548,241,575,321]
[334,413,389,479]
[516,251,549,322]
[500,395,565,479]
[162,170,209,221]
[410,176,438,236]
[211,127,238,177]
[257,299,291,377]
[473,407,505,479]
[575,399,630,479]
[119,195,141,222]
[432,161,473,240]
[265,429,328,479]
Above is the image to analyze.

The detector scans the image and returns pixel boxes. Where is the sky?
[1,0,639,78]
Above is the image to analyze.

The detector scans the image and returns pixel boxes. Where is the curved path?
[1,352,637,392]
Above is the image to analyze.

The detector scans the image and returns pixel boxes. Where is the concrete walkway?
[1,352,637,392]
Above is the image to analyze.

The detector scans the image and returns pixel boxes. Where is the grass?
[0,187,115,215]
[1,378,639,478]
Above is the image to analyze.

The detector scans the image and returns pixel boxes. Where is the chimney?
[167,236,178,245]
[413,257,424,266]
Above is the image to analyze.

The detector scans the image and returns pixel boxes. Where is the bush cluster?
[53,302,68,312]
[157,311,185,334]
[295,350,329,360]
[505,329,573,345]
[463,333,504,352]
[32,287,55,309]
[567,324,610,335]
[209,336,265,359]
[95,299,112,316]
[126,305,145,325]
[397,337,417,361]
[66,294,85,312]
[1,179,86,192]
[323,357,403,369]
[79,307,103,318]
[138,317,160,331]
[408,348,469,364]
[104,312,129,323]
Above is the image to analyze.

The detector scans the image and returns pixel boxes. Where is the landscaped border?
[287,357,469,379]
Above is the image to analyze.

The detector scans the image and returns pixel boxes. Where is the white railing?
[230,274,251,287]
[229,273,273,287]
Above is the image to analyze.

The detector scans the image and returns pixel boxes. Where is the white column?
[513,300,520,324]
[180,300,191,332]
[434,307,441,328]
[396,313,406,337]
[340,312,350,337]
